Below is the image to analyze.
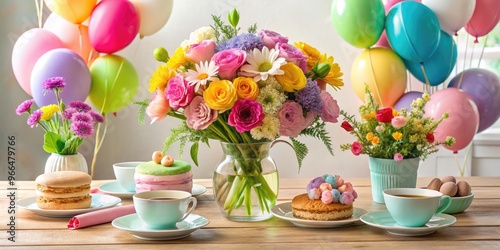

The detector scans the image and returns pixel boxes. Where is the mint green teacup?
[133,190,197,229]
[383,188,451,227]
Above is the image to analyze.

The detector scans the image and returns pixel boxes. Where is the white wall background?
[0,0,467,181]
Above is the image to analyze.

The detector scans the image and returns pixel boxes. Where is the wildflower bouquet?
[340,85,455,161]
[138,9,344,217]
[16,77,104,155]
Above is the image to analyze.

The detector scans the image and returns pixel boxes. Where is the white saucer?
[112,213,209,240]
[271,202,367,228]
[98,182,207,198]
[16,194,121,218]
[360,210,456,236]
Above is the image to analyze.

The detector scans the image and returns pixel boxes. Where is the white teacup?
[113,162,142,192]
[133,190,197,229]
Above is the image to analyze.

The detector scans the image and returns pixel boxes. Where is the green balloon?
[89,55,139,113]
[331,0,385,48]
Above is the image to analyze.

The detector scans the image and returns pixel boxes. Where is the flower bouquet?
[138,9,344,219]
[340,85,455,160]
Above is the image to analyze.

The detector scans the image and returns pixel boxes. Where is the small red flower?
[426,133,435,143]
[376,108,394,123]
[351,141,362,156]
[341,121,354,132]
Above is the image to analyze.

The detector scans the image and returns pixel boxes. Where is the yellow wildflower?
[422,93,430,101]
[40,104,59,121]
[363,111,376,120]
[318,54,344,90]
[392,131,403,141]
[166,46,188,70]
[392,109,400,117]
[149,64,175,92]
[371,136,380,146]
[409,134,419,143]
[366,132,374,141]
[294,42,321,70]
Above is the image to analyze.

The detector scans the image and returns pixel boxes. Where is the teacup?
[133,190,197,229]
[113,162,143,192]
[383,188,451,227]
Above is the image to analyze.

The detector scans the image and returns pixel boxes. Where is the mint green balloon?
[89,55,138,113]
[331,0,385,48]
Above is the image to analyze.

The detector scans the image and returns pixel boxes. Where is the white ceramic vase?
[44,153,89,174]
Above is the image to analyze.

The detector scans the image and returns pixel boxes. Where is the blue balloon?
[386,1,441,62]
[404,30,457,86]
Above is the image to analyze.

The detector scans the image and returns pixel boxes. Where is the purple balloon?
[394,91,424,111]
[448,68,500,133]
[31,48,91,107]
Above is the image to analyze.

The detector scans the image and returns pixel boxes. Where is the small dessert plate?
[16,194,121,218]
[360,210,456,236]
[271,202,367,228]
[98,182,207,198]
[112,213,209,240]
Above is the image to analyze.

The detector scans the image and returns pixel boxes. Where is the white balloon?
[130,0,174,38]
[422,0,476,35]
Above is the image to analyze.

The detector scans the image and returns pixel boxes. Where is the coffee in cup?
[113,162,143,192]
[383,188,451,227]
[133,190,197,229]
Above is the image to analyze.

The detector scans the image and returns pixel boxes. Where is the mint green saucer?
[99,181,207,199]
[360,210,456,236]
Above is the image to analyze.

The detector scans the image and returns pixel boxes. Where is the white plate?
[271,202,367,228]
[98,182,207,198]
[360,210,456,236]
[16,194,121,218]
[112,213,209,240]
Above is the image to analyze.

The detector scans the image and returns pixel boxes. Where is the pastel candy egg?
[457,180,472,197]
[331,189,341,203]
[335,176,344,188]
[324,174,337,187]
[440,182,458,197]
[319,183,332,192]
[152,151,163,164]
[308,188,321,200]
[321,190,333,204]
[160,155,174,166]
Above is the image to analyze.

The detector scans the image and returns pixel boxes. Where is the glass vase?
[44,153,89,174]
[213,142,279,221]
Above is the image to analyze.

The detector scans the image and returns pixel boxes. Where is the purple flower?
[69,101,92,113]
[71,113,92,123]
[27,110,43,128]
[89,111,104,123]
[257,29,288,49]
[294,79,322,114]
[228,99,265,133]
[62,107,77,120]
[16,99,35,115]
[71,121,94,138]
[216,33,263,52]
[275,43,307,72]
[42,77,66,91]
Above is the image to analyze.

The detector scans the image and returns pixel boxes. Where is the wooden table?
[1,177,499,249]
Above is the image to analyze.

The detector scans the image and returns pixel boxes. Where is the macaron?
[35,171,92,210]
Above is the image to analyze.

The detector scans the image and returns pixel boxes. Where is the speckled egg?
[457,180,472,197]
[441,176,456,183]
[440,182,458,196]
[427,178,442,191]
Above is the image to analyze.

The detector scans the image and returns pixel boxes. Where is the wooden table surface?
[1,177,499,249]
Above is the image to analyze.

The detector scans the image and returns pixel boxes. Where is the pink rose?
[165,75,195,110]
[258,29,288,49]
[185,40,215,64]
[321,190,333,204]
[340,191,355,205]
[278,101,306,137]
[228,99,265,133]
[146,89,171,124]
[394,153,404,162]
[184,96,218,130]
[303,111,316,129]
[212,48,247,80]
[351,141,362,156]
[275,42,307,72]
[319,91,340,123]
[391,115,407,129]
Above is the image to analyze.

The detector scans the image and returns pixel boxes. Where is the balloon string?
[448,38,456,86]
[64,0,79,24]
[99,59,125,114]
[420,64,430,94]
[478,34,489,68]
[454,144,471,177]
[35,0,42,28]
[454,35,459,76]
[462,34,469,72]
[78,24,84,60]
[469,37,475,69]
[367,49,384,107]
[90,114,108,178]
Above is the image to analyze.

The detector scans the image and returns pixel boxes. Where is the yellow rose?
[233,77,259,100]
[371,136,380,146]
[392,131,403,141]
[40,104,59,121]
[275,62,306,92]
[203,80,237,112]
[366,132,374,141]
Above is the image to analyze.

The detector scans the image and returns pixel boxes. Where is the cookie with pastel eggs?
[291,174,357,221]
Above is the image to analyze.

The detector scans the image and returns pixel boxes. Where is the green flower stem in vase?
[213,142,278,221]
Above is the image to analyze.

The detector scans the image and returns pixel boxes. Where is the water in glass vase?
[213,170,278,221]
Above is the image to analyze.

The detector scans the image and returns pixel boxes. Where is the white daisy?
[240,47,286,82]
[185,61,219,91]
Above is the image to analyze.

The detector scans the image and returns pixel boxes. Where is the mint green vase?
[369,157,420,204]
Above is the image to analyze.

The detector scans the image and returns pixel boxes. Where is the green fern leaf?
[300,121,334,156]
[133,99,149,125]
[290,137,308,172]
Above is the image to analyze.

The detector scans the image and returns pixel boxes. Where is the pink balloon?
[424,88,479,153]
[43,13,93,63]
[464,0,500,40]
[11,28,64,96]
[88,0,139,54]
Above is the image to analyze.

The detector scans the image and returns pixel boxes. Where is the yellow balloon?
[351,47,407,108]
[44,0,97,24]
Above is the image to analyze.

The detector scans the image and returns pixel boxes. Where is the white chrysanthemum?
[185,61,219,91]
[240,47,286,82]
[251,116,280,140]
